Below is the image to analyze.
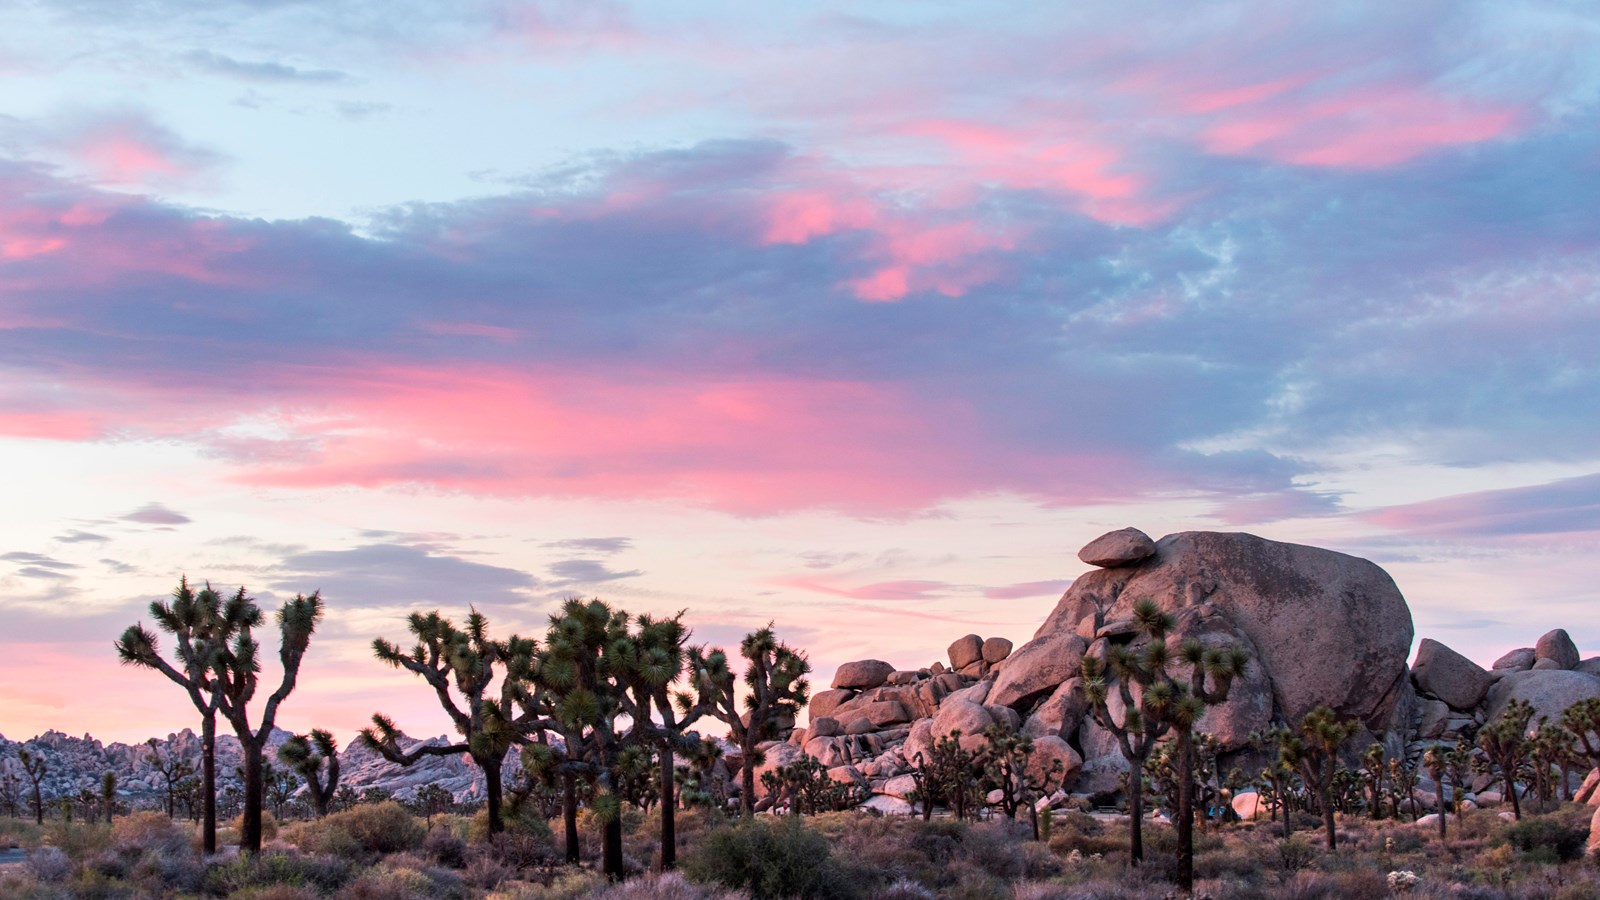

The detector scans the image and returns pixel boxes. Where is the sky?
[2,0,1599,747]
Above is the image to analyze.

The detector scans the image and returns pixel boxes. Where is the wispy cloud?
[121,503,191,526]
[186,50,351,84]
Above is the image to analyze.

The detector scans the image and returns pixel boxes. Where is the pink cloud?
[982,579,1073,600]
[1197,81,1522,169]
[46,114,224,190]
[775,577,952,601]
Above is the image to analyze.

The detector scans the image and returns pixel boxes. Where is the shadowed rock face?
[1036,531,1414,732]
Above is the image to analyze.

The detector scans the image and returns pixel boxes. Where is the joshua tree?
[101,772,117,823]
[116,578,255,853]
[1561,696,1600,776]
[532,597,633,880]
[1249,726,1298,837]
[362,609,538,837]
[1,771,20,818]
[278,729,340,818]
[413,783,454,827]
[1446,742,1474,826]
[202,588,323,852]
[1479,699,1534,820]
[1078,596,1247,889]
[146,739,195,819]
[1361,743,1386,820]
[908,731,983,821]
[681,623,810,818]
[981,723,1068,840]
[1526,719,1570,809]
[18,748,46,825]
[612,611,699,870]
[1422,747,1448,840]
[1387,756,1417,822]
[1296,705,1361,849]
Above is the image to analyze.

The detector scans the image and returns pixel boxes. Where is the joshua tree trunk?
[659,745,677,870]
[1320,776,1336,850]
[241,741,264,853]
[1128,772,1145,864]
[740,734,758,818]
[1436,787,1447,840]
[563,773,580,864]
[1176,733,1196,893]
[202,718,217,854]
[1506,772,1521,820]
[481,756,504,836]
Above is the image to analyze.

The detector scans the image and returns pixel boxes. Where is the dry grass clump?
[280,801,425,861]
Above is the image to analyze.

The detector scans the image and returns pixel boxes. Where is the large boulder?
[810,689,856,720]
[1412,638,1493,710]
[1078,527,1157,568]
[1023,679,1089,739]
[1493,648,1536,671]
[1026,735,1083,788]
[982,637,1014,664]
[1536,629,1581,671]
[987,632,1088,709]
[833,660,895,690]
[933,698,994,737]
[1485,669,1600,728]
[948,635,984,671]
[753,741,804,798]
[1037,531,1413,730]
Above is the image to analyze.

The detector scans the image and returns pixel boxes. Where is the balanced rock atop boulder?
[832,660,895,690]
[1077,527,1157,568]
[1038,530,1413,732]
[1412,638,1493,711]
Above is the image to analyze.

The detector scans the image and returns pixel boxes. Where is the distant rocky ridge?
[0,727,505,811]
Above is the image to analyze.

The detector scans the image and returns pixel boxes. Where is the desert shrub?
[284,800,424,860]
[128,844,206,895]
[684,817,858,899]
[336,865,451,900]
[588,869,753,899]
[229,886,320,900]
[204,850,355,895]
[0,817,43,848]
[42,820,111,861]
[1277,834,1316,872]
[953,820,1027,880]
[229,811,279,842]
[27,847,72,883]
[1020,840,1062,879]
[872,878,935,900]
[1503,814,1587,863]
[462,851,513,890]
[941,869,1008,900]
[111,811,190,856]
[423,826,468,868]
[488,826,558,871]
[470,801,553,843]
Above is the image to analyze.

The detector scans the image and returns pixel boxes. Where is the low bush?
[42,820,111,862]
[1503,813,1588,863]
[203,850,355,895]
[282,800,424,860]
[422,825,468,868]
[588,869,753,899]
[26,846,72,883]
[684,817,858,900]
